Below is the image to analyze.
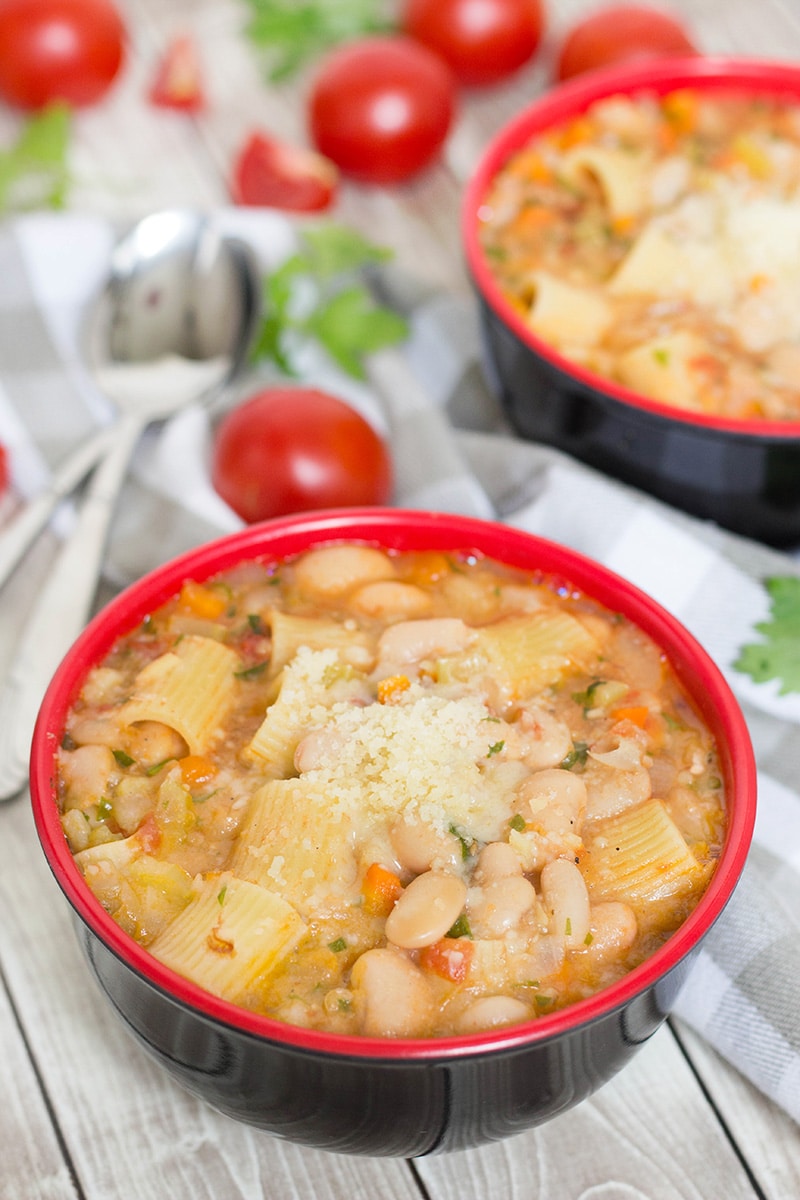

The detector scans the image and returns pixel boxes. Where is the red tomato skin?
[231,131,338,212]
[404,0,544,87]
[148,34,204,112]
[308,36,457,185]
[556,6,696,82]
[211,388,393,523]
[0,0,126,110]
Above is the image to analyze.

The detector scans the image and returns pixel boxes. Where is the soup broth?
[58,545,726,1038]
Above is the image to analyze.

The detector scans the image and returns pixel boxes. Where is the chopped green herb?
[251,222,408,380]
[446,914,472,939]
[486,740,505,757]
[560,740,589,770]
[247,613,268,635]
[217,885,227,906]
[652,347,670,366]
[509,813,527,833]
[565,917,572,936]
[244,0,394,81]
[535,994,555,1010]
[96,797,113,820]
[235,662,267,679]
[113,749,135,768]
[734,575,800,693]
[328,936,347,953]
[146,759,173,777]
[584,931,594,946]
[448,823,473,861]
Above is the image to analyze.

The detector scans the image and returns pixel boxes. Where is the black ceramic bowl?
[463,57,800,547]
[30,509,756,1156]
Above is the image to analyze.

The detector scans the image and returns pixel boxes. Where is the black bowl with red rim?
[30,509,756,1156]
[463,57,800,547]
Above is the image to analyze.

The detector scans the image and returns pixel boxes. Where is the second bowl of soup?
[464,57,800,546]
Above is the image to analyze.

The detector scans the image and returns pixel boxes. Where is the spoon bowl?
[0,210,261,801]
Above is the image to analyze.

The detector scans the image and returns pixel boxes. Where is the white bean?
[293,727,346,774]
[385,870,467,949]
[467,875,536,937]
[350,580,432,619]
[125,720,188,769]
[517,768,587,838]
[294,546,394,597]
[583,902,638,964]
[456,995,532,1034]
[389,817,462,874]
[350,949,434,1037]
[59,744,117,809]
[540,858,591,949]
[514,706,573,770]
[376,618,475,668]
[474,841,522,884]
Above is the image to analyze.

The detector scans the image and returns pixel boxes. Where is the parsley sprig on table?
[244,0,395,81]
[0,104,71,213]
[734,575,800,694]
[251,223,409,379]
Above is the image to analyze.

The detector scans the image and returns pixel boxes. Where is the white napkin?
[1,211,798,1124]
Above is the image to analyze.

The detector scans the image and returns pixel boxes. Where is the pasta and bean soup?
[479,88,800,420]
[58,544,726,1038]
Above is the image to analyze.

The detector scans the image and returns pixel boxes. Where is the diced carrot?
[180,754,217,789]
[506,149,553,185]
[508,205,558,239]
[377,675,411,704]
[419,938,474,984]
[179,580,228,619]
[661,89,697,136]
[559,116,595,149]
[611,213,636,237]
[611,705,650,728]
[362,863,403,916]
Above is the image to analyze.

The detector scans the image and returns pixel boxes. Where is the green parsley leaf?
[509,813,526,833]
[560,740,589,770]
[96,797,114,820]
[0,104,71,213]
[445,914,472,939]
[217,885,228,906]
[234,662,267,679]
[734,575,800,693]
[328,936,347,953]
[244,0,394,81]
[251,223,408,380]
[486,740,505,757]
[112,749,135,768]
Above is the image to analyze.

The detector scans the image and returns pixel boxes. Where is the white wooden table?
[1,1,799,1196]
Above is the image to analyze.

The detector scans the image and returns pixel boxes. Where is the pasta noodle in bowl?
[30,509,756,1156]
[463,57,800,547]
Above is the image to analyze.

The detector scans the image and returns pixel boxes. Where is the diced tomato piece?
[136,812,161,854]
[362,862,404,916]
[231,131,338,212]
[149,34,205,112]
[419,937,473,983]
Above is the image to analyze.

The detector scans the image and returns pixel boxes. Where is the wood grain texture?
[1,0,799,1196]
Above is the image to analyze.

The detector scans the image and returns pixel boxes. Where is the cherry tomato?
[210,387,393,523]
[556,5,697,82]
[403,0,545,87]
[148,34,204,112]
[231,131,338,212]
[308,36,457,185]
[0,0,126,110]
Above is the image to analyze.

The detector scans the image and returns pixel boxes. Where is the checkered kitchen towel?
[1,211,798,1124]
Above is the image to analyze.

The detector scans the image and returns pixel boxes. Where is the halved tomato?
[231,131,338,211]
[149,34,205,112]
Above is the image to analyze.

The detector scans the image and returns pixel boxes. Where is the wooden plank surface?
[0,0,799,1196]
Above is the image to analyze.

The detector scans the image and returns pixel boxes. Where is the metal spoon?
[0,210,260,800]
[0,210,259,589]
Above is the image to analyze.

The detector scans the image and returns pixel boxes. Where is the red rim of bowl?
[30,508,756,1062]
[463,54,800,441]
